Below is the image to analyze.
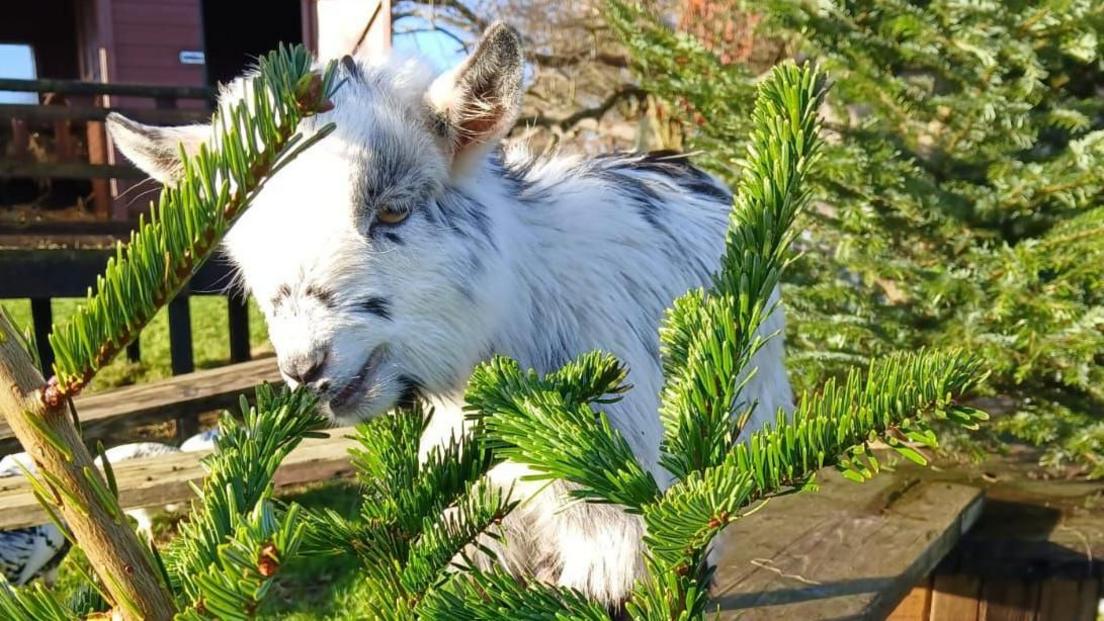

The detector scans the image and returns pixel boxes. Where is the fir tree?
[610,0,1104,476]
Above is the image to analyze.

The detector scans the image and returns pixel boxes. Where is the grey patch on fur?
[490,152,557,205]
[435,189,497,251]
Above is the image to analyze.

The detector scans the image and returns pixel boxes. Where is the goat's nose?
[278,350,328,387]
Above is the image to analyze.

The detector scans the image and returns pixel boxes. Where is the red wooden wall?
[108,0,205,88]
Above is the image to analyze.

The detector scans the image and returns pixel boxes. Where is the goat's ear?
[427,22,523,171]
[106,113,208,184]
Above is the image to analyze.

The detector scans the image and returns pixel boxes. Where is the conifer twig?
[0,312,176,620]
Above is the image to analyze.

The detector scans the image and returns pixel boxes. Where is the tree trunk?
[0,313,176,620]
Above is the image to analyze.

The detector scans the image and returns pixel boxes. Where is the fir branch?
[0,577,77,621]
[164,384,324,604]
[659,61,825,480]
[45,46,339,401]
[176,501,308,621]
[469,355,661,511]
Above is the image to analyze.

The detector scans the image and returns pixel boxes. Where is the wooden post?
[0,312,176,620]
[168,290,194,376]
[227,293,251,363]
[126,336,141,363]
[86,119,112,219]
[168,289,198,442]
[29,298,54,376]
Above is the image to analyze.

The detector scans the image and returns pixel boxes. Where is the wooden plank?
[0,357,281,455]
[979,578,1037,621]
[0,77,211,99]
[0,249,238,298]
[1037,578,1082,621]
[0,427,357,529]
[711,470,984,620]
[0,103,208,124]
[887,581,932,621]
[930,574,981,620]
[1075,579,1100,621]
[0,161,145,180]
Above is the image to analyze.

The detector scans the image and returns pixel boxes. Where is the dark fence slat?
[0,249,237,298]
[227,293,251,363]
[0,103,209,125]
[168,291,195,376]
[126,337,141,363]
[0,161,145,180]
[29,298,53,375]
[0,77,212,100]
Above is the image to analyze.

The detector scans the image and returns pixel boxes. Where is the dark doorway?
[200,0,303,88]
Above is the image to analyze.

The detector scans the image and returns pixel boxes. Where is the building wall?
[109,0,205,87]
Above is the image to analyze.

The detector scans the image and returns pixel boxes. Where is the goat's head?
[107,23,524,424]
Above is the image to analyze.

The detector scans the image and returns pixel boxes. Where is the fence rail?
[0,77,213,100]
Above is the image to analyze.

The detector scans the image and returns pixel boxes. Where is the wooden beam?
[0,249,238,298]
[711,469,984,620]
[0,103,209,124]
[0,160,144,180]
[0,427,358,529]
[0,357,282,455]
[0,77,212,100]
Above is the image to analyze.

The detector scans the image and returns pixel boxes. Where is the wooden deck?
[0,357,281,455]
[713,469,984,620]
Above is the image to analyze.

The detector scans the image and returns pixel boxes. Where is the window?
[0,43,38,104]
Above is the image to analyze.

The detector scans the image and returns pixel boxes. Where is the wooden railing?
[0,77,213,217]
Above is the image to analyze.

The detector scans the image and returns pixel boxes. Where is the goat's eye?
[376,205,411,225]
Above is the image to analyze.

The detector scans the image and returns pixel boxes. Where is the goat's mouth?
[328,345,389,412]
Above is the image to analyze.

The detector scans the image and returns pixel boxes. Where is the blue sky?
[0,43,38,104]
[392,22,468,71]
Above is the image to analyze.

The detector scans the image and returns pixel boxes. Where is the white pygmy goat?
[107,24,793,606]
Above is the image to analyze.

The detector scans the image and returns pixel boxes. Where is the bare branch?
[517,85,646,132]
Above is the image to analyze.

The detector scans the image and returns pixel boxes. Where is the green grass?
[0,296,269,391]
[47,480,373,619]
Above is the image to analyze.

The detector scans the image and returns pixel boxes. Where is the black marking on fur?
[358,296,392,320]
[305,285,336,308]
[272,284,292,308]
[340,55,360,81]
[383,232,404,245]
[631,150,732,203]
[396,375,424,408]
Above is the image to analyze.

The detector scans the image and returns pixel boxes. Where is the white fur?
[111,39,793,606]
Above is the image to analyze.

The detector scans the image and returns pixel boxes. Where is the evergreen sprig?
[658,62,824,481]
[164,384,324,606]
[469,354,660,510]
[46,45,338,400]
[0,577,78,621]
